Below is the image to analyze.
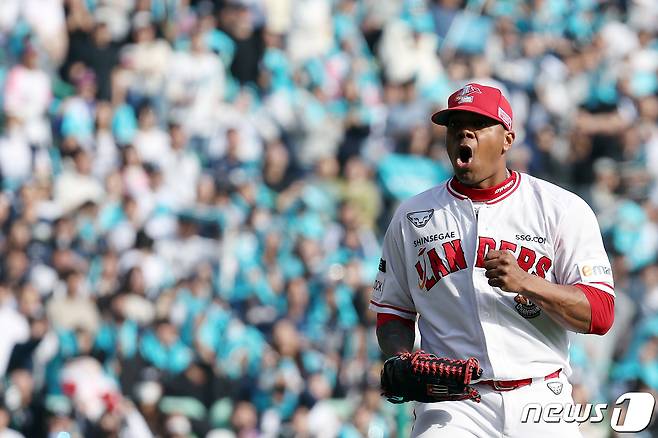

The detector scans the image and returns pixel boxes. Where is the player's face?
[445,112,514,187]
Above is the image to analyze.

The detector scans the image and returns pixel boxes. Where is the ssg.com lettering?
[515,234,547,244]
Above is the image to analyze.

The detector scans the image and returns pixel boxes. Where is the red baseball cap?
[431,83,513,130]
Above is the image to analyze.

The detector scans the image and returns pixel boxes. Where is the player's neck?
[449,169,517,202]
[470,168,511,190]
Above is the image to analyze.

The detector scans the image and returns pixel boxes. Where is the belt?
[480,369,561,392]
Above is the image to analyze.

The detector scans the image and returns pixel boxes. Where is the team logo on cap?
[407,209,434,228]
[514,294,541,319]
[455,84,482,104]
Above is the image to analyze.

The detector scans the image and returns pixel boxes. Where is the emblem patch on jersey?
[577,260,613,284]
[407,209,434,228]
[379,258,386,273]
[372,279,384,300]
[514,294,541,319]
[547,382,563,395]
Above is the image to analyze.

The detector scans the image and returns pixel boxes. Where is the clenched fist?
[483,250,531,293]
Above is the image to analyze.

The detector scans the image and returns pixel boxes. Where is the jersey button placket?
[484,205,509,380]
[474,204,492,324]
[466,199,492,375]
[475,205,503,377]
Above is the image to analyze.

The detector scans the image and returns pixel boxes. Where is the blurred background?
[0,0,656,436]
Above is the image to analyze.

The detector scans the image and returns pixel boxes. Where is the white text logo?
[521,392,655,432]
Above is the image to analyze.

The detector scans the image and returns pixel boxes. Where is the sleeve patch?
[379,258,387,273]
[372,279,385,300]
[577,260,613,284]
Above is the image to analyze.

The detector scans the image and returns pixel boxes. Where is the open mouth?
[456,145,473,167]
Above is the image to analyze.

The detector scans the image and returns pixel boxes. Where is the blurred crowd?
[0,0,656,437]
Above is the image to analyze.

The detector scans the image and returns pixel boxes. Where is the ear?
[502,129,515,153]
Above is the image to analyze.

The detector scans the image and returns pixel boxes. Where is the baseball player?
[371,83,614,437]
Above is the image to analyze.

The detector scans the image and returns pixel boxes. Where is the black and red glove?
[381,350,483,403]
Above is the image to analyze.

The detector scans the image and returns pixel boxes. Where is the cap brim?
[431,106,506,128]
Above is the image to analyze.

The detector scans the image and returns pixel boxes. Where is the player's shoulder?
[520,173,592,212]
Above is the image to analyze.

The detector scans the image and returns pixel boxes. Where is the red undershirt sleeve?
[377,313,415,330]
[574,284,615,335]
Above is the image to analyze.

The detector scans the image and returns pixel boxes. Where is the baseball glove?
[381,350,483,403]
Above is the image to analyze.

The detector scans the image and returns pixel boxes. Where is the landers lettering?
[476,236,553,278]
[415,239,467,291]
[413,232,457,247]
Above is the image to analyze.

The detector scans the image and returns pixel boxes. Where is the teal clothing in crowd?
[377,153,451,201]
[139,329,193,374]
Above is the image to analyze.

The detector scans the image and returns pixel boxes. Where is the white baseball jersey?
[370,170,614,381]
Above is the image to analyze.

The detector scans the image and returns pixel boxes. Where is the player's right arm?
[370,209,418,358]
[377,315,415,358]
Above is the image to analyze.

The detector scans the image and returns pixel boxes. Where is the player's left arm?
[484,253,604,333]
[484,196,614,335]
